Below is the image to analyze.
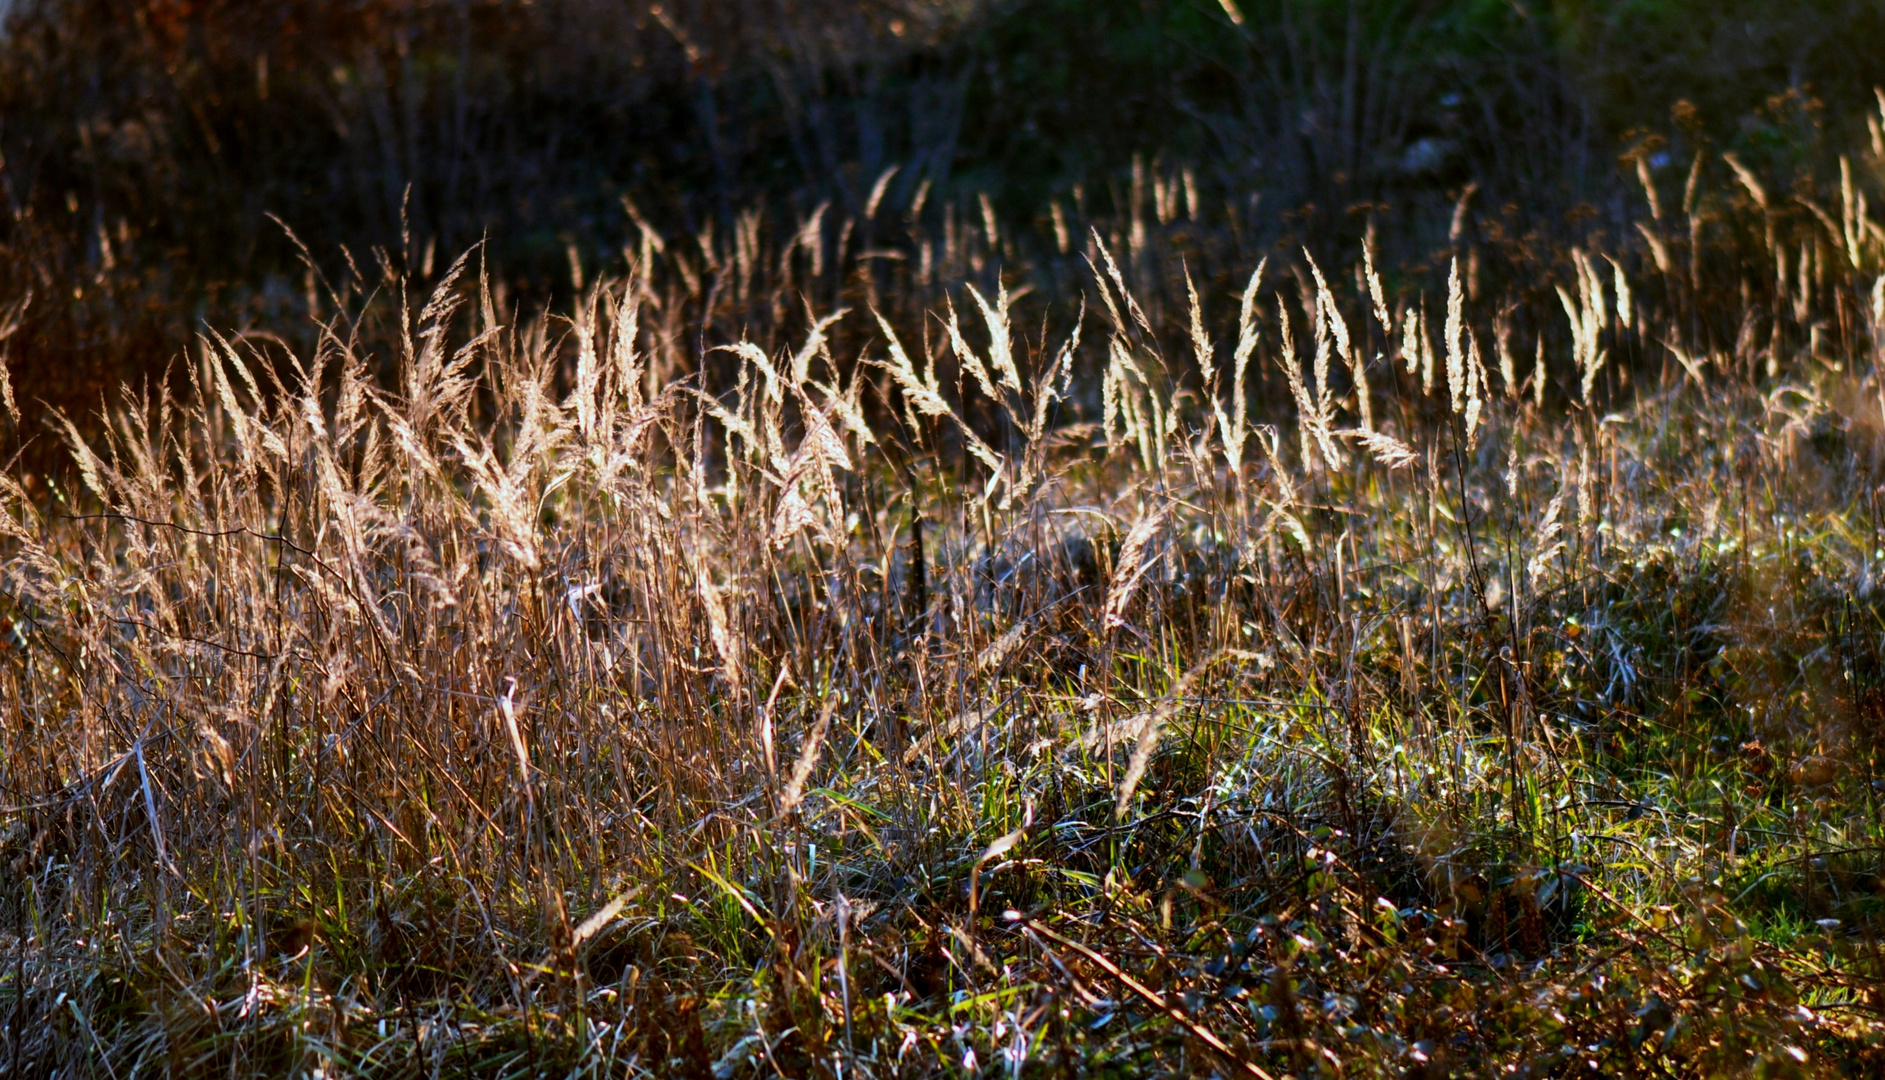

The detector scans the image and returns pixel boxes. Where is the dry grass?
[5,97,1885,1080]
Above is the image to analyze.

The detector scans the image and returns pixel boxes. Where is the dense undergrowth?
[5,82,1885,1080]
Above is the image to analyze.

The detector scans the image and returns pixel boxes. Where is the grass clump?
[4,95,1885,1080]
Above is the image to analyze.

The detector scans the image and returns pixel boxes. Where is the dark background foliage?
[1,0,1883,415]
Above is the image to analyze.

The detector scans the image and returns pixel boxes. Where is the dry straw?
[3,125,1883,1075]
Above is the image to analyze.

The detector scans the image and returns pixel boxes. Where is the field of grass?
[6,56,1885,1080]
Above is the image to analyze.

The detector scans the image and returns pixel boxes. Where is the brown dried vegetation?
[3,25,1885,1080]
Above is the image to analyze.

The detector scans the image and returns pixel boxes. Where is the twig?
[1010,912,1278,1080]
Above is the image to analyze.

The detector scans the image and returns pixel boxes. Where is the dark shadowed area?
[2,0,1882,417]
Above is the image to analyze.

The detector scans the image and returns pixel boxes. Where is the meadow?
[3,2,1885,1077]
